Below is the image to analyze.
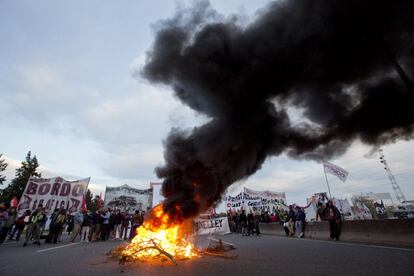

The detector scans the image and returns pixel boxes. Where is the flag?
[323,161,349,182]
[98,192,103,209]
[10,196,18,208]
[81,194,87,210]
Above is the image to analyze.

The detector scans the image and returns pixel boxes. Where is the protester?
[50,209,67,244]
[295,206,306,238]
[45,209,60,243]
[120,212,130,240]
[284,205,296,237]
[81,209,92,242]
[70,209,84,242]
[325,200,341,241]
[254,209,261,236]
[316,203,327,221]
[130,210,143,240]
[114,210,122,239]
[23,204,45,246]
[0,205,15,243]
[66,215,74,236]
[247,210,255,236]
[109,209,116,240]
[9,210,30,241]
[90,210,101,241]
[240,210,247,236]
[0,203,8,235]
[100,209,110,241]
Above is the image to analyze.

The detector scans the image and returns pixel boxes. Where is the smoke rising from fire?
[141,0,414,220]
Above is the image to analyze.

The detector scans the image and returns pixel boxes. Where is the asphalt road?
[1,233,413,276]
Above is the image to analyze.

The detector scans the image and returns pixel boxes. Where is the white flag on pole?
[323,161,349,182]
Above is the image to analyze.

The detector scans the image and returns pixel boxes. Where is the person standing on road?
[239,210,247,236]
[326,200,341,241]
[100,209,110,241]
[284,205,296,237]
[295,206,306,238]
[254,209,261,236]
[247,210,255,236]
[316,203,327,221]
[113,209,122,239]
[71,209,84,242]
[129,210,142,240]
[0,206,15,243]
[120,212,130,240]
[23,204,45,246]
[9,210,30,241]
[81,209,92,242]
[50,209,67,243]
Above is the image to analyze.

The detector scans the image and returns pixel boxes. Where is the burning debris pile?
[119,205,198,265]
[111,205,236,265]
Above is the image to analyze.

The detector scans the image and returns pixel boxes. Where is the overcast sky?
[1,0,413,207]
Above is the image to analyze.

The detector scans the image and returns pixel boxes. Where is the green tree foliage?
[0,151,41,202]
[0,154,8,185]
[85,189,99,212]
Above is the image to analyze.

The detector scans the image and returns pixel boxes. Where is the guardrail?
[260,219,414,247]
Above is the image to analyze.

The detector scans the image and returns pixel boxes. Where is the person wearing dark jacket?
[247,211,255,236]
[325,200,341,241]
[81,210,92,242]
[284,205,296,237]
[295,206,306,238]
[9,210,30,241]
[316,203,327,221]
[239,210,247,236]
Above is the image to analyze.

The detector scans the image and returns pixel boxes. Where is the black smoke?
[141,0,414,221]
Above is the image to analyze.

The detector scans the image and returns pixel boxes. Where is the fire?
[121,205,198,264]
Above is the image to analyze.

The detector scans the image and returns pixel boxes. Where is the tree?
[85,189,98,212]
[0,151,41,202]
[0,154,8,185]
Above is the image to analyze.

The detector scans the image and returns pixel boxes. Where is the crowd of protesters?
[227,199,342,241]
[0,202,146,247]
[227,208,287,236]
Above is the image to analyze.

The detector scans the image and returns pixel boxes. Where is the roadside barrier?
[260,219,414,247]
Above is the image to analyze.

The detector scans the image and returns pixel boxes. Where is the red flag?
[81,194,87,210]
[97,192,102,209]
[10,196,18,208]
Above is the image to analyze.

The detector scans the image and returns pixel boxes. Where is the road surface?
[1,233,413,276]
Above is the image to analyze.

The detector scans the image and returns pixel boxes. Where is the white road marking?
[37,242,80,253]
[288,236,414,252]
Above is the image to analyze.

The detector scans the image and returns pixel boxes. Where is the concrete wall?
[260,219,414,247]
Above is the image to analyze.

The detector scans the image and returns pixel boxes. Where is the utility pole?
[379,149,407,203]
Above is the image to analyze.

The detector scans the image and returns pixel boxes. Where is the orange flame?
[121,205,198,262]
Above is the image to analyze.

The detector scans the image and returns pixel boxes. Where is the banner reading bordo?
[194,216,231,235]
[18,177,90,216]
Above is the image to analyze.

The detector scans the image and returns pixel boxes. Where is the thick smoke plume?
[142,0,414,221]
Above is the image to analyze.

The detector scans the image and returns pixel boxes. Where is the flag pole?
[323,165,333,199]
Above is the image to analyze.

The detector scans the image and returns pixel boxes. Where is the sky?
[1,0,413,207]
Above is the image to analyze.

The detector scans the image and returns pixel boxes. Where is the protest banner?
[104,184,152,212]
[18,176,90,216]
[150,182,164,207]
[194,216,231,235]
[334,198,355,220]
[225,192,243,210]
[243,187,286,212]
